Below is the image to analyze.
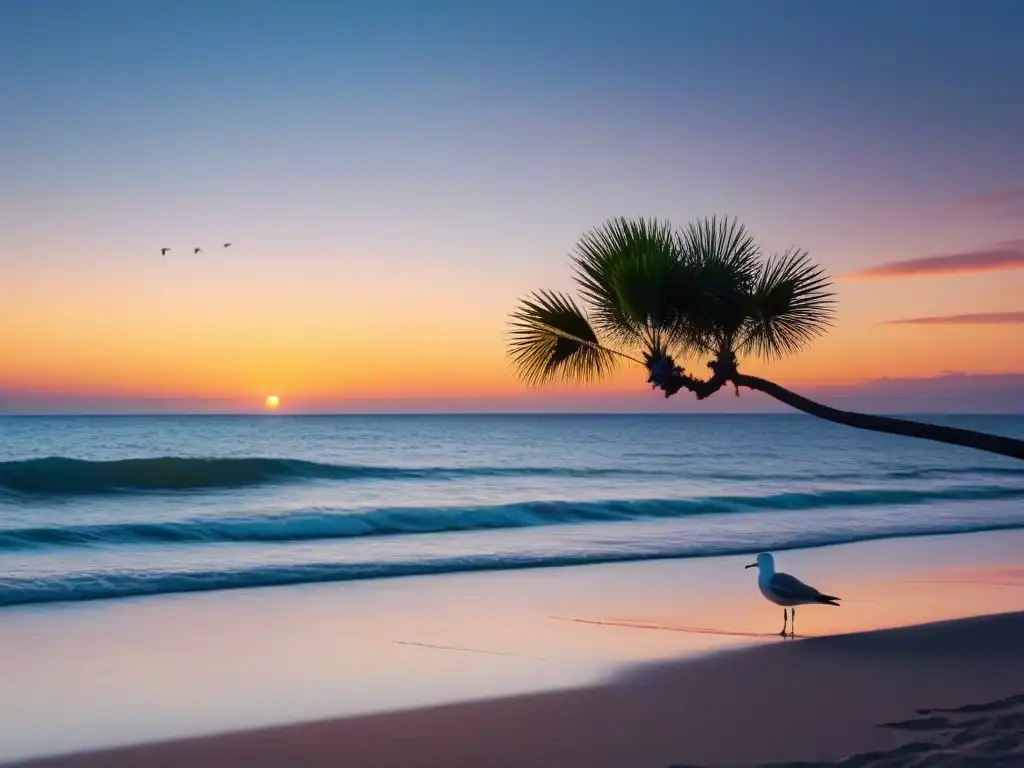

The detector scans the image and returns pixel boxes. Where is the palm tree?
[507,216,1024,461]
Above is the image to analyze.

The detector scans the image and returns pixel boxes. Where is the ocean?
[2,414,1023,610]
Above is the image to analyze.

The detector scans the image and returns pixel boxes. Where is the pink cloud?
[5,374,1024,414]
[968,188,1024,207]
[886,311,1024,325]
[0,392,238,415]
[842,240,1024,281]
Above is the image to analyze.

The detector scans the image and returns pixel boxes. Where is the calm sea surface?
[1,414,1023,609]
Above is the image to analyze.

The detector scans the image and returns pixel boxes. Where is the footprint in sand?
[669,693,1024,767]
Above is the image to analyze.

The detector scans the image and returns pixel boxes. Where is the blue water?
[1,414,1023,609]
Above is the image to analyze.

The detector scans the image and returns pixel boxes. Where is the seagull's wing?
[769,572,822,602]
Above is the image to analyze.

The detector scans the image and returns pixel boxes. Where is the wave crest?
[3,519,1024,608]
[3,483,1024,551]
[0,456,635,495]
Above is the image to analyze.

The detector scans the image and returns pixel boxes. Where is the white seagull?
[745,552,839,637]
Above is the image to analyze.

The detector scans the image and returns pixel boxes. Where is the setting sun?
[265,395,280,409]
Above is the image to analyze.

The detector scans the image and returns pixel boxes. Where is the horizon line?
[2,411,1023,418]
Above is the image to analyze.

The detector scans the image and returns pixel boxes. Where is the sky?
[2,0,1023,413]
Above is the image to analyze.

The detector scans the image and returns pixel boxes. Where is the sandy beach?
[2,530,1021,768]
[20,610,1024,767]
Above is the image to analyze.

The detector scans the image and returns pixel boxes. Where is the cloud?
[802,373,1024,414]
[968,188,1024,207]
[842,240,1024,281]
[311,376,1024,413]
[4,374,1024,414]
[886,311,1024,325]
[0,392,240,415]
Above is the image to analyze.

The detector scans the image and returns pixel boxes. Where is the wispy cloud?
[886,311,1024,325]
[5,375,1024,413]
[968,188,1024,207]
[805,373,1024,414]
[842,240,1024,281]
[0,392,241,415]
[967,188,1024,220]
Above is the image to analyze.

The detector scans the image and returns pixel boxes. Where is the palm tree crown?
[507,215,1024,461]
[508,216,835,399]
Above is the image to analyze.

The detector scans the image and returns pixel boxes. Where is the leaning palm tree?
[508,216,1024,461]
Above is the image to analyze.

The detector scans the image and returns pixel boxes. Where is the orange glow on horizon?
[3,320,1023,407]
[2,239,1022,409]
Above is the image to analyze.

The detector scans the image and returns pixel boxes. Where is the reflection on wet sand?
[551,616,779,639]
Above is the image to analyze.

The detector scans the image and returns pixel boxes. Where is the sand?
[19,610,1024,768]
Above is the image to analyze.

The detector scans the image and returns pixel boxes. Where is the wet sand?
[20,610,1024,767]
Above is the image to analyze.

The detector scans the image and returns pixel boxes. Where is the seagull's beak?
[745,563,757,569]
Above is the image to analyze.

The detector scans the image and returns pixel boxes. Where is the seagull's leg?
[780,608,788,636]
[791,607,796,637]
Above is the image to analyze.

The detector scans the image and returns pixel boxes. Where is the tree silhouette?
[507,217,1024,461]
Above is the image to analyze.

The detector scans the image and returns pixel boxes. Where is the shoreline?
[4,529,1024,765]
[20,610,1024,767]
[7,521,1024,612]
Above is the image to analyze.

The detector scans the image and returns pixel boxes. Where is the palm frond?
[570,217,683,349]
[676,216,761,287]
[671,216,763,349]
[507,290,620,386]
[738,248,836,360]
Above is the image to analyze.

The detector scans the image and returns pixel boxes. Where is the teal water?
[1,414,1022,608]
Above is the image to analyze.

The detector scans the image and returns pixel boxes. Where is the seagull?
[745,553,839,637]
[160,248,170,256]
[194,247,202,254]
[223,242,232,248]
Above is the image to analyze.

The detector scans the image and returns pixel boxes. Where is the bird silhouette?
[160,248,170,256]
[194,247,202,254]
[223,242,232,248]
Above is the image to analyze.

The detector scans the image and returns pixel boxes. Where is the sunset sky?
[2,0,1023,413]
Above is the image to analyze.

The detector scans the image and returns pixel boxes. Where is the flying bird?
[745,552,840,637]
[160,248,170,256]
[194,247,202,254]
[223,242,232,248]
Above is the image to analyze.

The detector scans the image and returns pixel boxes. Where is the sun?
[265,395,280,409]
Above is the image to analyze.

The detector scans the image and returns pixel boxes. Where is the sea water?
[1,414,1023,609]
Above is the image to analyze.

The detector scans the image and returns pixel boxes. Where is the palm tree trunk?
[731,373,1024,461]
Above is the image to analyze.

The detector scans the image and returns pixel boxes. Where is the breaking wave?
[3,518,1024,608]
[3,484,1024,551]
[0,456,635,495]
[1,456,1021,496]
